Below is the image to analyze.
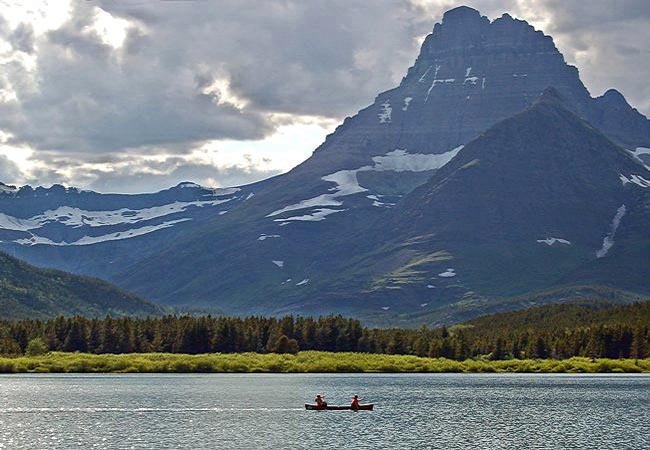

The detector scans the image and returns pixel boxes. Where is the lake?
[0,374,648,449]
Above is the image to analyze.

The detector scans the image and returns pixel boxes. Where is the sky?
[0,0,648,193]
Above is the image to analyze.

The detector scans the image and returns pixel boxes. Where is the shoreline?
[1,351,649,374]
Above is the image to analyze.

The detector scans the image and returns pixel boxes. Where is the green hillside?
[0,252,165,319]
[465,298,650,334]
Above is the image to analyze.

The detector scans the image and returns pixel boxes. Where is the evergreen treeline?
[1,301,649,360]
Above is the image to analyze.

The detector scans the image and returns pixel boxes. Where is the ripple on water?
[0,373,648,449]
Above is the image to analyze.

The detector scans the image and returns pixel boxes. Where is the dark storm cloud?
[0,5,274,154]
[5,0,650,151]
[0,0,435,155]
[96,0,431,116]
[510,0,650,113]
[0,0,648,191]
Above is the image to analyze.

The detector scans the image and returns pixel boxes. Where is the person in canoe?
[315,394,327,407]
[351,395,360,410]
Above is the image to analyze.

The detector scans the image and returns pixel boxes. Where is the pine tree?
[63,319,88,352]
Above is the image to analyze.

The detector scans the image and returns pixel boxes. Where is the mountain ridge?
[116,86,650,325]
[1,6,649,325]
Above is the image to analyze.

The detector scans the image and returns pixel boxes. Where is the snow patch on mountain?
[596,205,626,258]
[371,147,463,172]
[378,101,392,123]
[438,268,456,277]
[628,148,650,170]
[537,237,571,246]
[425,65,456,101]
[296,279,310,286]
[424,65,441,101]
[267,146,464,219]
[418,65,433,82]
[258,234,280,241]
[402,97,413,111]
[208,187,241,196]
[0,213,33,232]
[15,218,191,247]
[463,67,479,85]
[273,208,344,223]
[619,173,650,188]
[266,195,342,218]
[367,194,389,207]
[0,198,235,233]
[272,260,284,268]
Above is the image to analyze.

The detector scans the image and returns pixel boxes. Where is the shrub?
[25,338,48,356]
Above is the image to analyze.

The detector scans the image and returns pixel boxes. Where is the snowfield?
[0,190,240,246]
[267,146,464,222]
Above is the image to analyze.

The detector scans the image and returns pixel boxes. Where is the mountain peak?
[415,6,561,69]
[536,86,567,106]
[0,182,18,195]
[442,6,482,22]
[600,89,629,107]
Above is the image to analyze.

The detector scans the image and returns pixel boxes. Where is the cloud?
[0,5,274,154]
[20,150,282,194]
[509,0,650,113]
[0,0,648,192]
[83,162,281,194]
[0,154,22,182]
[0,1,435,156]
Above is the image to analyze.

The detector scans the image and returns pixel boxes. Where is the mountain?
[2,6,650,325]
[348,90,650,323]
[113,7,650,322]
[128,89,650,326]
[0,181,264,278]
[0,252,164,320]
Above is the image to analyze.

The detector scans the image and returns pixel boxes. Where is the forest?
[1,300,648,360]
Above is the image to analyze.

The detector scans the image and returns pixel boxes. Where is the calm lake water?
[0,373,648,449]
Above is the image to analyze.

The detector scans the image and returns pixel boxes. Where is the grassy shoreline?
[1,351,649,374]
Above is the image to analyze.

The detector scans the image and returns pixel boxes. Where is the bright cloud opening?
[85,7,132,49]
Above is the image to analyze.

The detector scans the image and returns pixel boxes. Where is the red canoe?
[305,403,374,411]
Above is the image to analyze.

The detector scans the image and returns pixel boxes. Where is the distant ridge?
[0,252,165,319]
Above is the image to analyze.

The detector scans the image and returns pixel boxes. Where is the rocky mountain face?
[297,6,649,180]
[353,91,650,323]
[2,6,649,325]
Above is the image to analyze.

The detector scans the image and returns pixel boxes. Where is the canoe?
[305,403,374,411]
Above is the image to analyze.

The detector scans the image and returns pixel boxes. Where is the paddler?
[351,395,360,410]
[315,394,327,407]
